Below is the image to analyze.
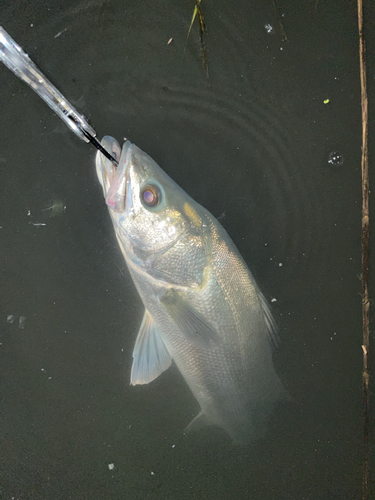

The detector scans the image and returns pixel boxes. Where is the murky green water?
[0,1,372,498]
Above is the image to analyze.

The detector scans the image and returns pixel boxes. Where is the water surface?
[0,1,371,498]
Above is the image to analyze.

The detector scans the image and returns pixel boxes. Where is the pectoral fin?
[131,311,172,386]
[160,289,220,349]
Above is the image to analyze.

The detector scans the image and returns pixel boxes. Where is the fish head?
[96,136,194,261]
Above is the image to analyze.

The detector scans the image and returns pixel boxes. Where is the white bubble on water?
[328,151,344,167]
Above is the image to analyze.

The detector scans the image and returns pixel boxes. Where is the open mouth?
[105,141,132,213]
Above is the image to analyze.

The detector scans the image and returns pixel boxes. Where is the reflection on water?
[0,1,366,498]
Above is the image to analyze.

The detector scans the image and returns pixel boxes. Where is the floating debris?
[324,98,330,104]
[41,199,66,217]
[167,38,173,45]
[108,463,115,470]
[6,315,15,324]
[54,28,68,39]
[186,0,208,76]
[19,316,26,329]
[272,0,287,41]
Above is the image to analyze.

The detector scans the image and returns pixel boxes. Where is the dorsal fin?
[257,290,280,351]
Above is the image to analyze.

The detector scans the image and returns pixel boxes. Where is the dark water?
[0,1,373,498]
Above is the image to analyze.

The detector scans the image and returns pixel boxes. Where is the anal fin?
[184,410,209,435]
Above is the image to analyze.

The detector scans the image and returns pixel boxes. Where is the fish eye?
[141,184,161,208]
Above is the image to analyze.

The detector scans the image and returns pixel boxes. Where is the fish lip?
[96,136,123,190]
[124,165,133,214]
[105,141,132,213]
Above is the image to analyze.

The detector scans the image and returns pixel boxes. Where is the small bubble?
[328,151,344,167]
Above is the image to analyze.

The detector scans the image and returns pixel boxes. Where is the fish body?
[96,136,286,443]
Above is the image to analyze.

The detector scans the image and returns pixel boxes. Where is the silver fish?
[96,136,287,443]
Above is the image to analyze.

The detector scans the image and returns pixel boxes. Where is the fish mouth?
[105,141,132,213]
[96,137,132,214]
